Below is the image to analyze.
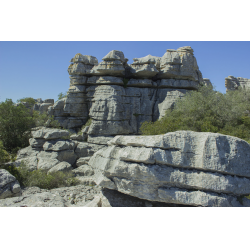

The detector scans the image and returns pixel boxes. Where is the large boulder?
[0,169,21,199]
[89,131,250,207]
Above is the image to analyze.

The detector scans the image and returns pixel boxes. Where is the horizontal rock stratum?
[89,131,250,207]
[48,47,210,131]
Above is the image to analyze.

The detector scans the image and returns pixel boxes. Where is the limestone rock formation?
[89,131,250,207]
[0,169,21,199]
[158,47,203,83]
[225,76,250,91]
[48,46,207,133]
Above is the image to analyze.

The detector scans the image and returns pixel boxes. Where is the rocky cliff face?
[48,47,208,138]
[225,75,250,92]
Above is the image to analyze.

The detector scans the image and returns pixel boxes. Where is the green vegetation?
[57,92,67,100]
[0,99,34,153]
[0,98,61,161]
[140,85,250,143]
[0,163,80,190]
[17,97,36,105]
[79,118,92,133]
[123,78,129,88]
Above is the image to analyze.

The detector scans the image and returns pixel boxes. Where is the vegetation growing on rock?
[140,85,250,143]
[0,163,80,190]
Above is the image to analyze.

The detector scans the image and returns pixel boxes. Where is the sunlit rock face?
[49,47,207,134]
[225,75,250,92]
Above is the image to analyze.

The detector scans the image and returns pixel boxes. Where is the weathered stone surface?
[73,165,94,176]
[0,169,21,199]
[68,63,94,75]
[68,85,86,93]
[107,131,250,178]
[89,131,250,206]
[133,55,161,69]
[48,161,73,174]
[69,75,88,85]
[76,157,91,167]
[43,140,76,151]
[87,76,124,85]
[83,187,198,207]
[63,103,88,116]
[70,133,87,142]
[0,190,66,207]
[203,78,212,87]
[153,89,189,120]
[37,150,77,166]
[90,60,125,77]
[14,156,38,171]
[87,135,114,145]
[129,64,159,79]
[37,157,60,172]
[76,176,96,186]
[157,46,203,84]
[75,142,105,158]
[158,79,199,90]
[225,75,250,92]
[39,103,53,113]
[70,54,98,65]
[16,146,41,160]
[55,117,86,129]
[127,79,157,87]
[29,138,46,148]
[102,50,125,63]
[44,99,54,104]
[31,128,70,140]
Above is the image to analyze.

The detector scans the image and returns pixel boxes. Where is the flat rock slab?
[43,140,76,151]
[73,165,94,177]
[48,161,73,174]
[89,131,250,207]
[31,128,70,140]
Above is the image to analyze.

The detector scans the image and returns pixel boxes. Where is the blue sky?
[0,41,249,103]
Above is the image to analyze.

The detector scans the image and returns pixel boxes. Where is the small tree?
[57,92,67,100]
[140,85,250,143]
[0,99,34,153]
[17,97,36,105]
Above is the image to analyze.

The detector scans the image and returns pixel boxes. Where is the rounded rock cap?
[70,53,98,65]
[102,50,125,62]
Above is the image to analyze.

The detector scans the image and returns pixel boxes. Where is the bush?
[32,110,61,128]
[140,85,250,142]
[0,99,34,153]
[57,92,67,100]
[0,163,80,190]
[17,97,36,105]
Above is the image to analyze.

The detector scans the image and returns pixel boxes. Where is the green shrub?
[0,163,80,190]
[0,99,34,153]
[79,118,92,133]
[57,92,67,101]
[0,141,11,164]
[140,85,250,142]
[17,97,36,105]
[123,78,129,88]
[32,111,61,128]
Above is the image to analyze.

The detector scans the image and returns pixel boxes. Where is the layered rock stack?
[89,131,250,207]
[13,127,105,184]
[48,54,98,129]
[225,75,250,92]
[48,46,210,143]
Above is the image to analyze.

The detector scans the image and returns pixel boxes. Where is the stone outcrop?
[48,47,208,135]
[225,76,250,92]
[0,169,21,199]
[89,131,250,207]
[12,127,105,180]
